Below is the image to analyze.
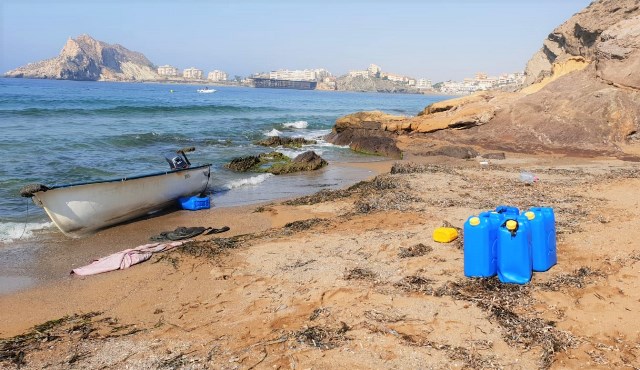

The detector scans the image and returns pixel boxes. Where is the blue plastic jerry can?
[495,205,519,217]
[497,216,533,284]
[463,216,496,277]
[529,207,557,271]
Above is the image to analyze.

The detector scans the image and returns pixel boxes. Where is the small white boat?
[197,88,216,93]
[21,149,211,237]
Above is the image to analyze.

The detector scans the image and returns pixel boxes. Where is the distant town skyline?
[1,0,592,82]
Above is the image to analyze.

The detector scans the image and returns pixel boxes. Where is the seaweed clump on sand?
[536,266,603,291]
[344,267,378,281]
[0,312,144,369]
[431,278,578,369]
[398,243,433,258]
[295,322,351,350]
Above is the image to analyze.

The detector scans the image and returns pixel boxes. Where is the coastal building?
[157,65,178,77]
[381,72,408,83]
[207,70,228,81]
[183,67,203,79]
[417,78,432,89]
[269,69,321,81]
[348,70,370,78]
[368,64,381,77]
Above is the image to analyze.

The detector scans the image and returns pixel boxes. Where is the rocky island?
[4,34,160,81]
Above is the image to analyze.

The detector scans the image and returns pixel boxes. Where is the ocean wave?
[282,120,308,129]
[0,104,285,117]
[265,129,283,137]
[0,221,53,242]
[222,173,273,190]
[106,131,193,148]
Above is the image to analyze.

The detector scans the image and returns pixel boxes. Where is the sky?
[1,0,593,82]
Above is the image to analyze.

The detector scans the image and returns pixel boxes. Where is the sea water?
[0,78,450,242]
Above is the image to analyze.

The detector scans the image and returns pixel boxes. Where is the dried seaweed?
[536,267,603,291]
[344,267,378,281]
[295,322,350,350]
[394,276,436,294]
[398,243,433,258]
[283,218,329,232]
[400,334,500,369]
[282,189,351,206]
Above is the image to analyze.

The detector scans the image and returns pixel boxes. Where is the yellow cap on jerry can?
[506,220,518,231]
[469,217,480,226]
[524,211,535,220]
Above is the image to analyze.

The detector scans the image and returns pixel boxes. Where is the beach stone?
[326,111,404,158]
[224,156,261,172]
[417,145,479,159]
[255,136,317,148]
[482,152,506,160]
[268,151,328,175]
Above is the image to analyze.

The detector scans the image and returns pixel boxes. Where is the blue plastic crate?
[178,195,210,210]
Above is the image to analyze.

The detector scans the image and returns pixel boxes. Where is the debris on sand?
[344,267,378,281]
[295,322,351,350]
[398,243,433,258]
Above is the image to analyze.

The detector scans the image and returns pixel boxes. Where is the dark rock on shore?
[325,111,404,159]
[481,152,506,160]
[268,151,328,175]
[416,146,479,159]
[224,152,290,172]
[224,151,327,174]
[255,136,317,148]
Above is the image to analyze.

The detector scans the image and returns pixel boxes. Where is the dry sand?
[1,149,639,369]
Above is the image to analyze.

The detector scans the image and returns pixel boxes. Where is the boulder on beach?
[255,136,317,148]
[224,152,290,172]
[325,111,404,159]
[268,151,328,175]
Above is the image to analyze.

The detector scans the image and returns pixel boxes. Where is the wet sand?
[1,151,639,369]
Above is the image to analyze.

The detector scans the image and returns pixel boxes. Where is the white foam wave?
[265,129,282,137]
[223,173,273,190]
[282,120,308,129]
[0,221,53,242]
[277,148,305,159]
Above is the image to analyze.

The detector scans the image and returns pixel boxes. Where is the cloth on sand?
[71,241,185,276]
[150,226,230,241]
[150,226,207,241]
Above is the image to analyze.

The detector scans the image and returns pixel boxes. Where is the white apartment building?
[368,64,381,76]
[157,65,178,76]
[183,67,203,79]
[208,70,228,81]
[382,72,408,83]
[348,70,370,78]
[269,69,316,81]
[417,78,432,89]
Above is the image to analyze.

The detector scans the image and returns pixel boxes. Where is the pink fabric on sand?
[72,241,185,276]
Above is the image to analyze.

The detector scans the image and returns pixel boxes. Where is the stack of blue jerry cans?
[463,205,557,284]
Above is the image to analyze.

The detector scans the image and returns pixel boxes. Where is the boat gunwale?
[44,163,212,191]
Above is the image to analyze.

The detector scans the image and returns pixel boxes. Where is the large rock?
[4,34,159,81]
[268,151,328,175]
[255,136,317,148]
[326,111,404,159]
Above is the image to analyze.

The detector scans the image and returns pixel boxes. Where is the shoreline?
[0,158,394,296]
[1,148,639,368]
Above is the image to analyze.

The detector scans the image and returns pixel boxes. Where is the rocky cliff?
[329,0,640,158]
[4,35,159,81]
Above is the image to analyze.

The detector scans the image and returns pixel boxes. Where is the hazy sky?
[1,0,592,82]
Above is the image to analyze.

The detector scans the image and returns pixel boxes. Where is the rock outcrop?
[255,136,317,148]
[224,151,328,175]
[268,151,328,175]
[336,75,420,94]
[4,35,159,81]
[325,111,404,159]
[330,0,640,157]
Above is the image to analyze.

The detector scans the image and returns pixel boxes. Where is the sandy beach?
[1,142,639,369]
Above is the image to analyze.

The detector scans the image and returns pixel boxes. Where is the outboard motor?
[165,147,195,170]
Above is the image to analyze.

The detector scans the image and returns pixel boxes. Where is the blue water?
[0,78,449,241]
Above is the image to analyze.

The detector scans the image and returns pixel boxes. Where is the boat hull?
[32,165,211,237]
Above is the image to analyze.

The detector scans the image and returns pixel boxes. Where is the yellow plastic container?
[433,227,459,243]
